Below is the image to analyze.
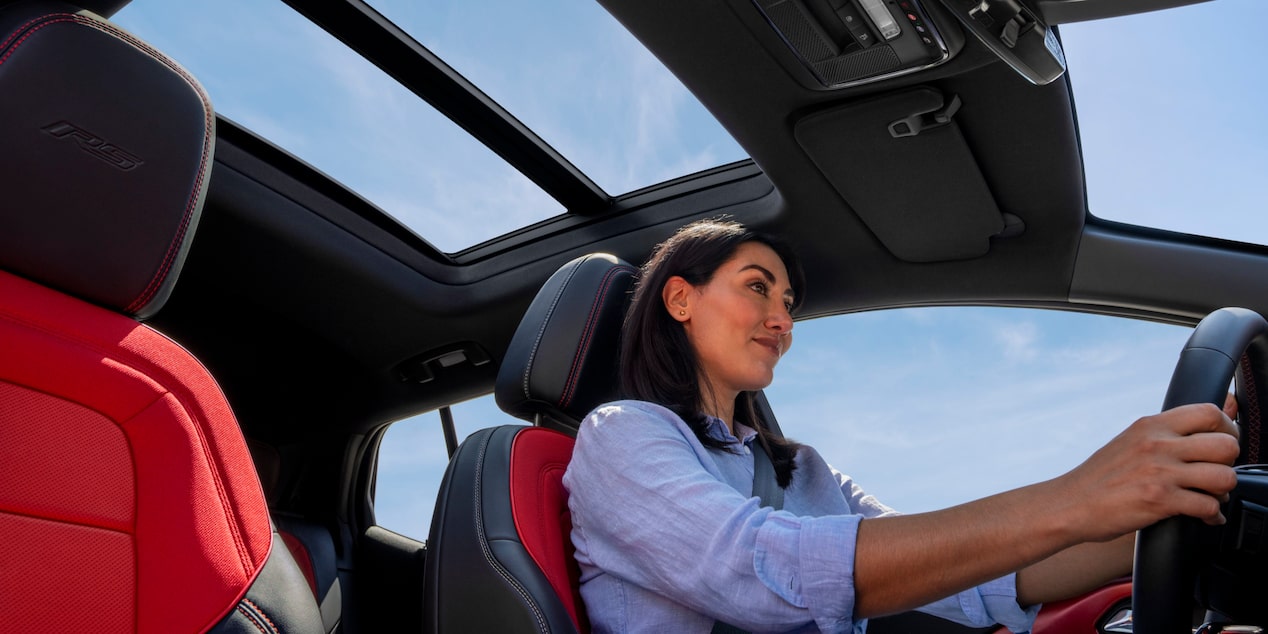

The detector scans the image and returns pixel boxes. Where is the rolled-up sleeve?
[916,574,1039,633]
[564,401,1040,634]
[831,463,1039,633]
[754,513,863,632]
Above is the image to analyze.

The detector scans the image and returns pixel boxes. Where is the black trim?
[215,117,448,262]
[207,532,325,633]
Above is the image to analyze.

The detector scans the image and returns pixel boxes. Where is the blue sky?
[113,1,1268,539]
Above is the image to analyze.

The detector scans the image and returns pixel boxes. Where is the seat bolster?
[425,426,580,634]
[0,270,275,632]
[509,427,587,630]
[209,531,326,634]
[275,514,343,633]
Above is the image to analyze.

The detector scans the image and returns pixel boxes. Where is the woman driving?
[561,218,1239,633]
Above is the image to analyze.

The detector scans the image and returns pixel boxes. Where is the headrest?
[496,253,637,431]
[0,2,214,319]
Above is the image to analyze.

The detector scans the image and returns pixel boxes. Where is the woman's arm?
[1015,533,1133,605]
[1012,392,1238,606]
[852,402,1238,619]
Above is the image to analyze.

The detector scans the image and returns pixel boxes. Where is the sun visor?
[795,88,1009,262]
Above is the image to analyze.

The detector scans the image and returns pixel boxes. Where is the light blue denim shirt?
[562,400,1040,634]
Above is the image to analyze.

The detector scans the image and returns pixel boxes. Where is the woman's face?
[666,241,795,401]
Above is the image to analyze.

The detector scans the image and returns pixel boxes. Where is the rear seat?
[249,440,344,633]
[276,514,344,632]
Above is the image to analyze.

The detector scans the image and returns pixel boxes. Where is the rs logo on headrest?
[42,121,145,172]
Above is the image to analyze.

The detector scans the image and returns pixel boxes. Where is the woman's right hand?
[1056,402,1240,543]
[854,402,1238,618]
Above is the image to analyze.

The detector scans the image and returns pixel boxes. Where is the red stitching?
[92,20,215,315]
[7,13,245,571]
[241,598,279,633]
[0,15,53,52]
[0,16,78,67]
[559,265,630,407]
[54,16,249,569]
[0,13,214,317]
[1240,354,1262,464]
[559,265,634,408]
[235,605,269,634]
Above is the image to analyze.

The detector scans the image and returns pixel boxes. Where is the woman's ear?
[662,276,691,322]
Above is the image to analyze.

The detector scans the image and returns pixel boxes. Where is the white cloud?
[995,321,1039,362]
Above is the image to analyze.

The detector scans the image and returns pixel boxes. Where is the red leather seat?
[0,3,321,631]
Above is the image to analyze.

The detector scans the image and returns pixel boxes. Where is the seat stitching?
[0,15,77,66]
[560,265,634,409]
[235,604,269,634]
[241,598,281,634]
[473,431,550,632]
[0,15,50,52]
[0,14,214,316]
[1,306,252,571]
[522,257,589,400]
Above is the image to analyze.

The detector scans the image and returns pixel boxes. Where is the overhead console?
[752,0,964,88]
[754,0,1067,87]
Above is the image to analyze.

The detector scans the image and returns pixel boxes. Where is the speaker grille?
[764,0,838,62]
[814,46,901,86]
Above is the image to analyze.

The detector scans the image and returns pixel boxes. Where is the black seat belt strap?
[751,439,784,511]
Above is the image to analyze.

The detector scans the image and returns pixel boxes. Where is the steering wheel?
[1133,307,1268,634]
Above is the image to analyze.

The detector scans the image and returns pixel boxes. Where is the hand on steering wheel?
[1132,307,1268,634]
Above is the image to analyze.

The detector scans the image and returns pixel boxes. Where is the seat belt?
[711,441,784,634]
[750,439,784,512]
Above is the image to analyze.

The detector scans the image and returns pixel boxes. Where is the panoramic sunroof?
[365,0,747,196]
[1060,0,1267,245]
[113,1,746,254]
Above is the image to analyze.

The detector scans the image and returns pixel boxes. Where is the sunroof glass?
[365,0,748,196]
[113,0,565,254]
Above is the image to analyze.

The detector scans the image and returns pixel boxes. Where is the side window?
[373,394,520,540]
[764,307,1191,513]
[371,307,1194,535]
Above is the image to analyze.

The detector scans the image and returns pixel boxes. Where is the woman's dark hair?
[619,218,804,487]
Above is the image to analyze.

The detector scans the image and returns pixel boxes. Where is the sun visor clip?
[888,94,962,138]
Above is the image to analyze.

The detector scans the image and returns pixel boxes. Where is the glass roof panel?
[113,0,565,253]
[1060,0,1268,244]
[365,0,748,195]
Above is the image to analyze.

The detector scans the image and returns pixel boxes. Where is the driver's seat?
[423,253,636,633]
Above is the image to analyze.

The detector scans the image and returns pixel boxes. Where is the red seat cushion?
[0,270,271,633]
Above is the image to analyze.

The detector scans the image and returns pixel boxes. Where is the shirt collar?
[703,415,759,446]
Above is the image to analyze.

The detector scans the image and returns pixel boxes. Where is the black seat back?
[424,254,635,633]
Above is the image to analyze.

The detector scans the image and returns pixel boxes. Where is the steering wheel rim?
[1133,307,1268,634]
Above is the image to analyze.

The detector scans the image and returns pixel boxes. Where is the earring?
[678,310,686,316]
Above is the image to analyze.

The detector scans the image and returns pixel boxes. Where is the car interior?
[3,0,1267,632]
